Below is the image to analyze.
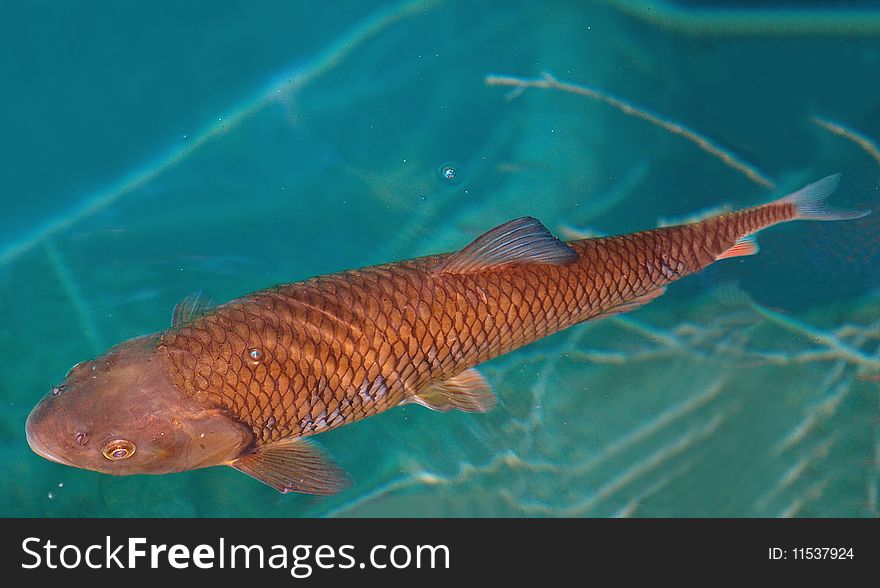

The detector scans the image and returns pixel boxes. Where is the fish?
[25,174,868,494]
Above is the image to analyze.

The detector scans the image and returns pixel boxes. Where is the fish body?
[26,175,868,493]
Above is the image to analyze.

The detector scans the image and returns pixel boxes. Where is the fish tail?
[777,173,870,221]
[710,174,868,262]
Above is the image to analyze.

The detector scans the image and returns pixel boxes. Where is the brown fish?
[26,175,868,494]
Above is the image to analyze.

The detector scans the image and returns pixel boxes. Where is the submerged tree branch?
[485,72,776,190]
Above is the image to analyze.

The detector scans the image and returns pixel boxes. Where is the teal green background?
[2,0,879,517]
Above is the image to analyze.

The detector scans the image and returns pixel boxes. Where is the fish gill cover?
[1,0,879,517]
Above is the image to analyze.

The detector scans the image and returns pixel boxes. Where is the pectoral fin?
[409,368,496,413]
[716,235,760,260]
[230,437,350,495]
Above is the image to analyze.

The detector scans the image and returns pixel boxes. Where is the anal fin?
[230,437,350,495]
[716,235,760,260]
[410,368,496,413]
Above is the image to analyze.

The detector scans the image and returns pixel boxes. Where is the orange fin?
[591,287,667,320]
[434,217,577,274]
[171,292,214,327]
[409,368,496,413]
[230,437,350,495]
[716,235,760,260]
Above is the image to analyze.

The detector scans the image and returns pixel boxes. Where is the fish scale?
[158,200,790,445]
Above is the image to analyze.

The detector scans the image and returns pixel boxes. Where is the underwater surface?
[2,0,880,517]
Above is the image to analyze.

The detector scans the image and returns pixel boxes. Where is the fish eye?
[101,439,136,461]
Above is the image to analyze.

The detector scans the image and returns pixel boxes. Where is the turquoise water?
[2,0,879,517]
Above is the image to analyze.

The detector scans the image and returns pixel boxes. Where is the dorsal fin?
[171,292,214,327]
[434,216,578,274]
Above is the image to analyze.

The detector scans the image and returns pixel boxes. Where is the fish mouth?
[25,409,73,467]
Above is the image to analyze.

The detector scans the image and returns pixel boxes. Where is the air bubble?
[437,163,463,185]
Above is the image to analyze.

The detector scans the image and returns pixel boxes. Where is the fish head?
[26,334,253,476]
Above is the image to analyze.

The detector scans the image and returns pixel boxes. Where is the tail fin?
[779,173,870,221]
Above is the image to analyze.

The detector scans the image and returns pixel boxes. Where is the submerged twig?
[750,303,880,373]
[812,116,880,166]
[485,72,776,190]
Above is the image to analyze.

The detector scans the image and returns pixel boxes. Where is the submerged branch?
[813,116,880,166]
[485,72,776,190]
